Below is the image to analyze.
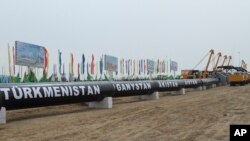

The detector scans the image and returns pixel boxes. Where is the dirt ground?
[0,84,250,141]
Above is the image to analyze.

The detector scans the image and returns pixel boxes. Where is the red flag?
[44,48,49,77]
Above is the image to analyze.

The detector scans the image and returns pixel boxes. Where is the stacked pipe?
[0,78,219,110]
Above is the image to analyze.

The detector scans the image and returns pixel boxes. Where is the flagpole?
[36,68,38,80]
[96,61,99,77]
[21,66,22,79]
[78,63,80,81]
[4,66,6,76]
[8,44,12,82]
[63,63,65,74]
[13,46,15,76]
[1,66,3,76]
[69,63,71,81]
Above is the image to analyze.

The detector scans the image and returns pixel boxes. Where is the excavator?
[181,49,214,79]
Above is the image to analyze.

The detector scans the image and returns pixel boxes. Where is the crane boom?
[203,49,214,78]
[227,56,232,66]
[213,52,222,71]
[221,55,227,66]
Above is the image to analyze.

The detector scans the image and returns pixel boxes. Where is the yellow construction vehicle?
[181,70,200,79]
[201,49,214,79]
[217,66,248,86]
[181,49,214,79]
[249,72,250,83]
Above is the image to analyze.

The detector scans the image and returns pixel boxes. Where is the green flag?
[104,74,109,81]
[23,72,30,83]
[87,73,93,81]
[12,73,20,83]
[47,74,53,82]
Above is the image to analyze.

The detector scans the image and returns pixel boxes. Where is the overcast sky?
[0,0,249,76]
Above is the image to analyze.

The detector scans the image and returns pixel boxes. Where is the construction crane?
[221,55,227,67]
[181,49,214,79]
[202,49,214,78]
[213,52,222,71]
[227,56,232,66]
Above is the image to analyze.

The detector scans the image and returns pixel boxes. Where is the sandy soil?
[0,84,250,141]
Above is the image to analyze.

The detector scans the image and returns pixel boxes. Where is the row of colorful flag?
[56,51,178,78]
[4,45,178,82]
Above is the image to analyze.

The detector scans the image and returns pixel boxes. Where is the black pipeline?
[0,78,219,110]
[0,82,114,110]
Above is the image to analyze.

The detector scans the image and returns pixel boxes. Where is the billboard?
[104,55,118,72]
[15,41,45,68]
[147,59,155,73]
[170,60,178,71]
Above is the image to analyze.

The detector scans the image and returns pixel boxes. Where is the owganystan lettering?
[0,85,101,100]
[115,82,151,91]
